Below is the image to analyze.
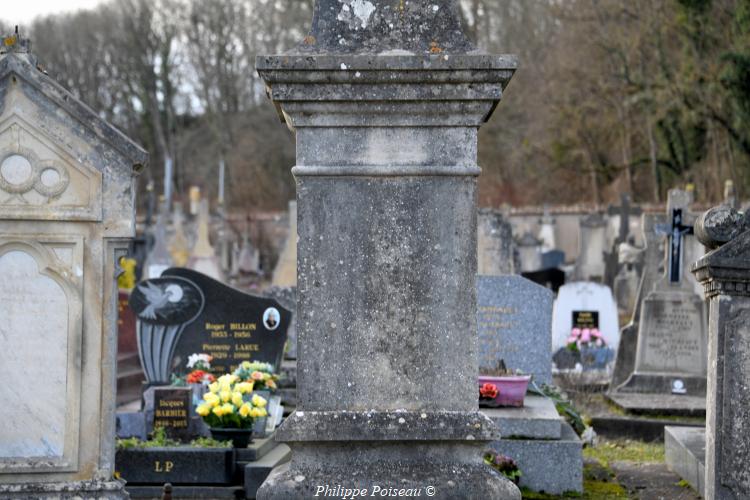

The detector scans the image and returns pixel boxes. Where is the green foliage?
[116,427,180,449]
[529,382,587,436]
[189,436,232,448]
[116,428,232,450]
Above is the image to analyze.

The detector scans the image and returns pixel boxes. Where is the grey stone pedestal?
[692,205,750,499]
[256,1,519,499]
[483,397,583,495]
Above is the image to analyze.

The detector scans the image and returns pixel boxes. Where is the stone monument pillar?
[692,206,750,499]
[0,34,147,497]
[256,1,519,498]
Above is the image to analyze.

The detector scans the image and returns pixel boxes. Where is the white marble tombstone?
[552,282,620,351]
[0,36,147,498]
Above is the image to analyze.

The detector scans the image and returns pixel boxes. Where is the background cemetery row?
[2,0,750,210]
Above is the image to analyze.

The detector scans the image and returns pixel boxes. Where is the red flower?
[186,370,213,384]
[480,383,499,399]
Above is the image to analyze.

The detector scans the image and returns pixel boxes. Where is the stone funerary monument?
[0,35,147,497]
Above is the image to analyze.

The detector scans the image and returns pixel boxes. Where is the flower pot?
[478,375,531,408]
[209,427,254,448]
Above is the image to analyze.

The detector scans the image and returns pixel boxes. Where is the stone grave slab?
[665,426,705,494]
[477,275,553,384]
[481,396,561,439]
[490,422,583,495]
[243,444,292,499]
[608,393,706,415]
[163,267,291,375]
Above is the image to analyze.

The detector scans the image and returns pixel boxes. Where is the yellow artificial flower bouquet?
[195,374,268,429]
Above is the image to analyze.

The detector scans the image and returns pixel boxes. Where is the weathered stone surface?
[694,205,750,250]
[0,35,146,496]
[255,2,519,498]
[0,479,129,499]
[490,422,583,495]
[482,396,561,439]
[692,213,750,499]
[243,444,291,499]
[292,0,475,55]
[477,276,553,384]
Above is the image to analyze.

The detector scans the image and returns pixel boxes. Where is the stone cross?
[256,1,520,498]
[692,205,750,499]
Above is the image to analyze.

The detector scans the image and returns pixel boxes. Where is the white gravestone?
[552,282,620,352]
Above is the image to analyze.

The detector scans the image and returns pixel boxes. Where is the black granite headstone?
[163,268,291,375]
[152,387,192,441]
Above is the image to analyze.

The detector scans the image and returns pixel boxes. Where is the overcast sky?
[3,0,105,26]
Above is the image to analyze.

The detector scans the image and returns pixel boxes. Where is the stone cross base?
[258,411,519,499]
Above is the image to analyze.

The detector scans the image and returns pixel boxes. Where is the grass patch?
[583,439,664,467]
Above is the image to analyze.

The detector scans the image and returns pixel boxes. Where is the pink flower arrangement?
[566,327,606,351]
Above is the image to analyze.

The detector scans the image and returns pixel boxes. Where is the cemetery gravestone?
[477,276,553,384]
[130,275,205,386]
[611,212,666,388]
[188,200,224,282]
[164,268,290,375]
[0,35,147,498]
[605,194,642,288]
[478,209,516,275]
[152,387,192,442]
[610,190,707,412]
[538,206,557,253]
[516,231,543,273]
[552,282,619,370]
[143,203,173,279]
[575,213,608,282]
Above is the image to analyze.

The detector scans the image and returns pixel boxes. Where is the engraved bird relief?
[137,281,183,320]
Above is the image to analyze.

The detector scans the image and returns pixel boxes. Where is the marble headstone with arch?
[0,35,147,498]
